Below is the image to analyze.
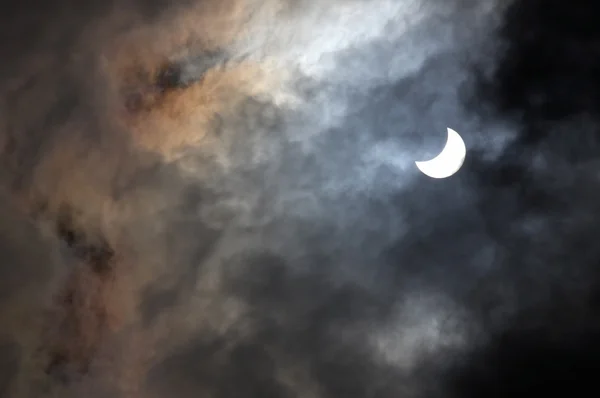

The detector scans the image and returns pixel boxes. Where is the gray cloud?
[2,0,600,397]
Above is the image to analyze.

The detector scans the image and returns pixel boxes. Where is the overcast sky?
[1,0,600,397]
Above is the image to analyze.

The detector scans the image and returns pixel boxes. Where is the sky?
[1,0,600,397]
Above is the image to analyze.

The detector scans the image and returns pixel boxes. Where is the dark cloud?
[148,250,403,398]
[0,340,20,398]
[2,0,600,397]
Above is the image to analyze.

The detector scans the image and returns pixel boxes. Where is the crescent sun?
[415,128,466,179]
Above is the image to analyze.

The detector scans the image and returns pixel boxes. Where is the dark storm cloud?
[446,1,600,394]
[2,0,600,397]
[0,192,57,300]
[137,3,502,396]
[0,190,65,398]
[147,251,392,398]
[0,340,19,398]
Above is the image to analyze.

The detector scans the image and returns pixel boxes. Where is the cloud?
[2,0,600,397]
